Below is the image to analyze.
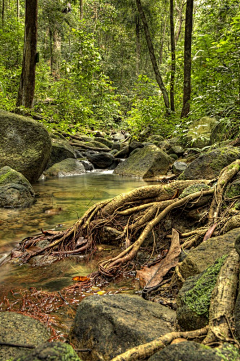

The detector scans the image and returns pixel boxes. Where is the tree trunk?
[181,0,193,118]
[52,29,61,79]
[135,0,170,111]
[135,13,141,76]
[80,0,83,20]
[17,0,19,19]
[175,0,185,44]
[16,0,38,108]
[1,0,4,27]
[170,0,175,112]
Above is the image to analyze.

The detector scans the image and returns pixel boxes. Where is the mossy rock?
[46,139,76,169]
[225,179,240,199]
[148,342,240,361]
[114,145,172,178]
[180,146,240,180]
[185,116,218,148]
[0,110,51,183]
[43,159,85,178]
[179,228,239,279]
[177,255,227,331]
[0,166,35,208]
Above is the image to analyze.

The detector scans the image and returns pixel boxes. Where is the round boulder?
[0,166,35,208]
[0,110,51,183]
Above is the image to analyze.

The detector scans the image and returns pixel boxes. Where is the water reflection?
[0,171,149,291]
[0,171,148,252]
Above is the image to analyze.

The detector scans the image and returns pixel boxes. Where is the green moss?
[179,183,211,199]
[183,255,228,316]
[209,147,239,172]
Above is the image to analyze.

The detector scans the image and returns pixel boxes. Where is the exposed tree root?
[11,161,240,281]
[110,326,208,361]
[208,159,240,223]
[203,249,240,345]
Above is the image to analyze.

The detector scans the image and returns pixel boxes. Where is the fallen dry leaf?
[136,228,181,289]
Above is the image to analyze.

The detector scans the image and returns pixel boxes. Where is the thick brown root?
[110,327,208,361]
[203,249,240,345]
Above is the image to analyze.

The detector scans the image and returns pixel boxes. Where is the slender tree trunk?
[181,0,194,118]
[17,0,19,19]
[136,14,141,76]
[16,0,38,108]
[175,0,185,44]
[135,0,169,111]
[80,0,83,19]
[52,29,61,79]
[159,18,167,65]
[170,0,175,112]
[1,0,4,27]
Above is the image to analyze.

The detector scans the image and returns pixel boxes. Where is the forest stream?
[0,171,153,340]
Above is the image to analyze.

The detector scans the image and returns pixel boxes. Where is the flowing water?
[0,171,150,291]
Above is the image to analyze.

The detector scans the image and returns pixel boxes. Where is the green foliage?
[33,28,121,133]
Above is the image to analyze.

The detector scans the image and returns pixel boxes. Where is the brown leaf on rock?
[136,229,181,289]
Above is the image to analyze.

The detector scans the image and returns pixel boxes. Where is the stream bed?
[0,172,152,339]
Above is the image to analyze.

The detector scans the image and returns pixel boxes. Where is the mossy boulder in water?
[114,145,172,178]
[0,110,51,183]
[180,146,240,180]
[0,166,35,208]
[43,158,85,178]
[46,138,76,169]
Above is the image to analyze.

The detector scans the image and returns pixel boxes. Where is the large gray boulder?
[0,110,51,183]
[69,294,176,361]
[46,138,76,169]
[180,146,240,180]
[0,166,35,208]
[179,228,240,279]
[114,145,172,178]
[0,312,50,360]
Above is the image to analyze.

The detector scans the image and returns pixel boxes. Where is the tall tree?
[80,0,83,19]
[16,0,38,108]
[170,0,175,111]
[135,0,170,111]
[181,0,194,118]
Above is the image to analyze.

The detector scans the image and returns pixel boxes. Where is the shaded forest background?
[0,0,239,138]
